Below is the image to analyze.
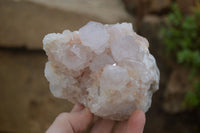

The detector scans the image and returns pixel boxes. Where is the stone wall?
[0,0,133,132]
[0,0,133,49]
[123,0,196,17]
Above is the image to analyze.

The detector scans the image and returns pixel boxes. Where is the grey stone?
[163,68,190,113]
[150,0,171,12]
[176,0,196,14]
[122,0,171,17]
[0,0,133,49]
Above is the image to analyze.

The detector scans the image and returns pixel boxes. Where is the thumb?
[46,107,93,133]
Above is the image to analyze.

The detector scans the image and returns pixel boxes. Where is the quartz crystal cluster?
[43,21,160,120]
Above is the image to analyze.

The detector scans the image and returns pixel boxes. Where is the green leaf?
[161,2,200,109]
[185,91,200,108]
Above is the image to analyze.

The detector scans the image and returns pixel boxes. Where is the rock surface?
[176,0,196,14]
[163,68,191,113]
[0,0,133,49]
[0,49,73,133]
[122,0,171,17]
[43,21,160,120]
[150,0,171,12]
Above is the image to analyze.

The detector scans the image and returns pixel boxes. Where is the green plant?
[161,3,200,109]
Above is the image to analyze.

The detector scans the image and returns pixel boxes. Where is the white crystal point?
[100,65,129,91]
[89,53,115,71]
[111,35,143,62]
[79,21,109,54]
[43,32,72,51]
[61,44,92,70]
[45,62,76,99]
[106,23,133,42]
[43,21,160,121]
[43,31,92,71]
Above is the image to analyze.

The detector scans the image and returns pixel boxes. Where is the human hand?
[46,104,145,133]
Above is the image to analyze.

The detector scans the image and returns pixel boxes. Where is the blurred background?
[0,0,200,132]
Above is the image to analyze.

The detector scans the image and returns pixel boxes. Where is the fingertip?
[46,112,73,133]
[47,107,94,133]
[130,110,146,125]
[127,110,146,133]
[91,118,115,133]
[71,104,84,112]
[81,107,94,120]
[69,107,93,132]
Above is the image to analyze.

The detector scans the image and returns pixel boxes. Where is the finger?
[90,118,115,133]
[115,121,128,133]
[66,108,94,132]
[46,108,93,133]
[71,104,84,112]
[127,110,146,133]
[46,113,74,133]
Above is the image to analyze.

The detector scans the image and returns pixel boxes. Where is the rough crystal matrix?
[43,21,160,120]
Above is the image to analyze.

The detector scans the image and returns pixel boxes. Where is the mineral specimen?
[43,21,160,120]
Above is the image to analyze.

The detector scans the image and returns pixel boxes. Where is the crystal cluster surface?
[43,21,160,120]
